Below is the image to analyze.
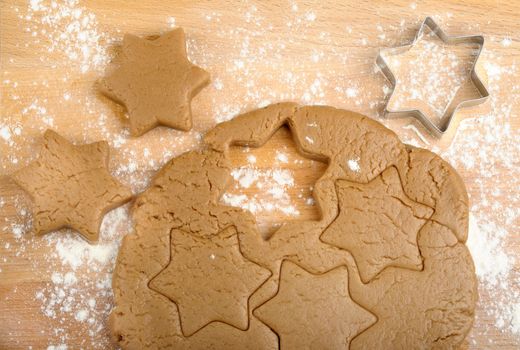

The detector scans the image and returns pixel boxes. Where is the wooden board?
[1,0,519,349]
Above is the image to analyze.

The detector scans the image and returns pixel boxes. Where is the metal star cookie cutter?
[376,17,489,137]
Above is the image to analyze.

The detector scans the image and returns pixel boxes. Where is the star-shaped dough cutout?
[149,227,270,336]
[321,167,433,283]
[254,261,376,349]
[11,130,132,242]
[100,28,210,136]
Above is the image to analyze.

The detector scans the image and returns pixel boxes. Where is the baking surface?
[1,0,519,349]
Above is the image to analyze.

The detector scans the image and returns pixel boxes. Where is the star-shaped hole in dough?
[100,28,210,136]
[11,130,132,242]
[321,167,433,283]
[149,227,270,337]
[254,261,376,349]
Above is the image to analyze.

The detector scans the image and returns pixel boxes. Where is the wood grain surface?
[1,0,519,349]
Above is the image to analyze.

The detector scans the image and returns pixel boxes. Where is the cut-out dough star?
[321,167,433,283]
[149,227,270,336]
[254,261,376,349]
[11,130,132,242]
[101,28,210,136]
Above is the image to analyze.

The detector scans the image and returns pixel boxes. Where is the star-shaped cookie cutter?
[376,17,489,137]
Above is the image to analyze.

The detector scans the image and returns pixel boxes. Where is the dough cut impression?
[110,103,477,349]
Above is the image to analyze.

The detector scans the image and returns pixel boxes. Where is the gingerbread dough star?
[100,28,210,136]
[254,261,376,349]
[11,130,132,242]
[149,227,270,336]
[322,167,433,283]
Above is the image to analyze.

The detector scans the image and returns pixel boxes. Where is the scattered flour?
[2,196,132,348]
[74,309,89,322]
[36,205,131,346]
[275,151,289,163]
[347,158,361,172]
[222,167,299,216]
[167,16,176,28]
[467,214,511,287]
[47,345,67,350]
[439,44,520,343]
[501,37,512,47]
[305,136,314,144]
[0,126,12,141]
[0,2,518,349]
[24,0,110,73]
[512,304,520,334]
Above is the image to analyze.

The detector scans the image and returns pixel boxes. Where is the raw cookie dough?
[321,167,434,283]
[254,261,376,349]
[149,227,270,336]
[111,103,477,349]
[100,28,210,136]
[11,130,132,242]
